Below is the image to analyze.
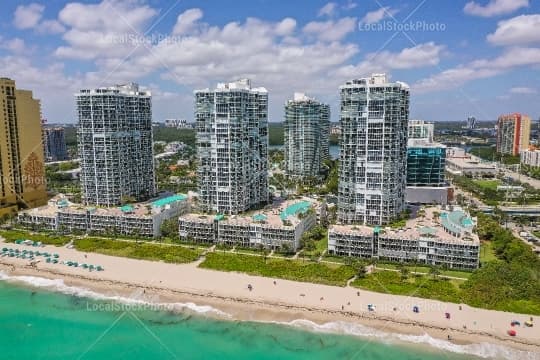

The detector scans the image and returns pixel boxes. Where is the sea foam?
[1,271,537,360]
[0,271,230,318]
[277,319,539,360]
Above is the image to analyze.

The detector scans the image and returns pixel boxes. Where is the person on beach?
[248,284,252,291]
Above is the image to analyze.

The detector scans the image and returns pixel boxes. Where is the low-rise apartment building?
[178,199,319,251]
[328,206,479,270]
[18,194,189,238]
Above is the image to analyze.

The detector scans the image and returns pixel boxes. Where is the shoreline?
[0,243,539,358]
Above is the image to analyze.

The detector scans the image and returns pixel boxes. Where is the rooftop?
[76,83,150,97]
[331,206,479,245]
[180,198,318,228]
[21,193,188,219]
[446,156,497,170]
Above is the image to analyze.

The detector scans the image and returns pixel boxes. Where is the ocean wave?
[0,271,536,359]
[0,271,230,318]
[276,319,539,360]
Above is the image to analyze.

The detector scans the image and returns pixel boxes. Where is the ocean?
[0,272,535,360]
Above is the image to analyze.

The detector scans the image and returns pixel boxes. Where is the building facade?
[195,79,269,215]
[284,93,330,179]
[44,127,68,161]
[0,78,47,216]
[405,120,449,204]
[408,119,434,142]
[18,194,189,238]
[521,149,540,167]
[329,207,479,270]
[76,83,156,207]
[466,116,477,130]
[179,200,317,251]
[338,74,409,225]
[496,113,531,156]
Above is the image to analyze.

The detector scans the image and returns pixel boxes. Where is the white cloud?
[172,8,203,35]
[56,0,158,60]
[360,7,398,24]
[510,87,537,94]
[487,15,540,46]
[318,3,337,17]
[0,38,29,54]
[464,0,528,17]
[14,3,44,29]
[13,3,65,34]
[38,19,66,34]
[334,42,445,78]
[303,17,356,42]
[414,47,540,93]
[343,1,358,10]
[275,18,297,36]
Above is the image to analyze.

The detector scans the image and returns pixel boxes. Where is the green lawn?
[200,252,355,286]
[74,237,201,264]
[303,234,328,257]
[351,271,463,303]
[473,179,501,191]
[480,241,497,263]
[376,263,471,279]
[0,229,71,246]
[532,231,540,239]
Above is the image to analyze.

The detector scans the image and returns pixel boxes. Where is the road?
[506,222,540,254]
[500,168,540,189]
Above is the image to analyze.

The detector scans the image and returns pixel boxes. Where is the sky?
[1,0,540,123]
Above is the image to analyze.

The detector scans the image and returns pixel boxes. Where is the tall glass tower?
[195,79,269,215]
[337,74,409,225]
[284,93,330,180]
[76,83,155,207]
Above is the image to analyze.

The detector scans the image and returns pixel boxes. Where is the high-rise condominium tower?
[44,127,68,161]
[496,113,531,156]
[0,78,47,215]
[195,79,269,215]
[338,74,409,225]
[76,83,155,207]
[284,93,330,179]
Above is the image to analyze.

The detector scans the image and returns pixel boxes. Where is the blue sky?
[1,0,539,123]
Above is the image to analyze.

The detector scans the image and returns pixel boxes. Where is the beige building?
[497,113,531,156]
[0,78,47,217]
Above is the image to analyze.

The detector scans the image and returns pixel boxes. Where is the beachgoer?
[273,281,276,285]
[341,305,344,310]
[357,291,360,296]
[347,302,350,306]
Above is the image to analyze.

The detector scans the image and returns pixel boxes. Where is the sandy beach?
[1,240,539,357]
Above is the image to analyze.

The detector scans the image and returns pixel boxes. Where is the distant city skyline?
[1,0,539,123]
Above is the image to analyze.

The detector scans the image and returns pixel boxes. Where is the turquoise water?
[0,277,523,359]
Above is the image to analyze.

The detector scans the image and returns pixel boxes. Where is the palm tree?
[399,264,410,281]
[429,266,441,280]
